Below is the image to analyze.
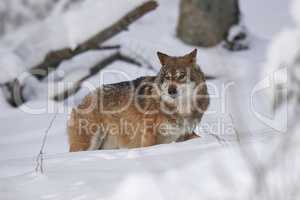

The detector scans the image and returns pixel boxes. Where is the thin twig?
[35,111,58,173]
[208,132,228,145]
[205,75,217,80]
[228,114,241,143]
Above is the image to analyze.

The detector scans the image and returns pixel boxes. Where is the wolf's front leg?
[177,132,200,142]
[141,130,157,147]
[186,132,200,140]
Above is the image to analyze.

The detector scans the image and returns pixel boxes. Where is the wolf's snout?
[168,85,178,97]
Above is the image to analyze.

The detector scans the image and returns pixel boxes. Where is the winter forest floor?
[0,0,297,199]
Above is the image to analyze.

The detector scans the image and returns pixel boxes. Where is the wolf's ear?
[184,49,197,63]
[157,52,169,66]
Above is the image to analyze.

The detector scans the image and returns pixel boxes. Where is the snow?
[0,50,24,83]
[291,0,300,25]
[262,0,300,114]
[63,0,149,49]
[0,0,299,199]
[227,24,247,42]
[0,89,11,110]
[1,135,299,199]
[240,0,296,40]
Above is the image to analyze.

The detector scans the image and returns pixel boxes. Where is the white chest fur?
[158,118,198,143]
[161,82,196,116]
[176,82,196,115]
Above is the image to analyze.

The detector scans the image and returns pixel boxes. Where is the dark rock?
[177,0,240,47]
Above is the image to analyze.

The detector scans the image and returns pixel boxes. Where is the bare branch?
[53,52,142,101]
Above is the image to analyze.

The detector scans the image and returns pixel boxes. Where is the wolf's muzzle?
[168,85,178,98]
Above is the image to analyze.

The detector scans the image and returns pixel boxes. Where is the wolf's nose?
[168,86,178,97]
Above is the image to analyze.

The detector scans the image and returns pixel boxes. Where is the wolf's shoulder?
[88,76,157,108]
[102,76,156,92]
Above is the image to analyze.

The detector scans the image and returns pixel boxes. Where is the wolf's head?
[156,49,209,116]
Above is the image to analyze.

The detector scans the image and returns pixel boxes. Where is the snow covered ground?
[0,0,299,199]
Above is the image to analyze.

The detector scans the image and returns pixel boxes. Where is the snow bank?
[1,133,299,200]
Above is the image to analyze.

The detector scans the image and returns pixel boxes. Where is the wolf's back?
[97,76,156,110]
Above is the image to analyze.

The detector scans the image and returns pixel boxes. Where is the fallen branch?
[1,79,25,107]
[31,1,158,80]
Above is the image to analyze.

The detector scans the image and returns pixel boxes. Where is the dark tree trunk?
[177,0,240,47]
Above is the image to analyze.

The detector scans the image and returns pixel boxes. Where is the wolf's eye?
[178,73,186,80]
